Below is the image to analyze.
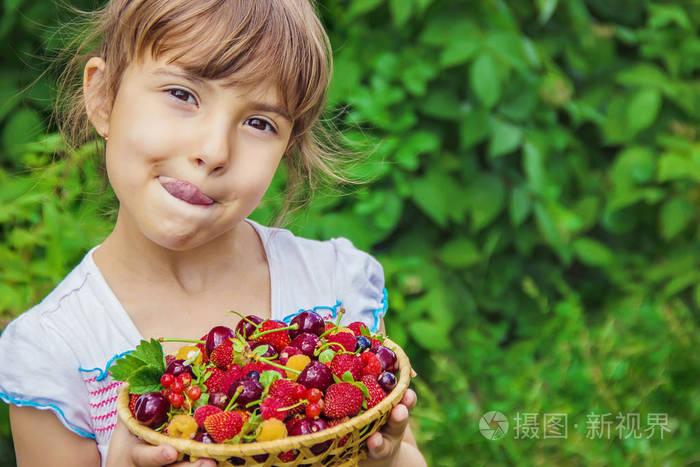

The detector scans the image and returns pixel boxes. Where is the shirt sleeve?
[331,237,387,333]
[0,309,95,439]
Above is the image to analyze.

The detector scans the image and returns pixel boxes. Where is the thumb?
[130,443,178,467]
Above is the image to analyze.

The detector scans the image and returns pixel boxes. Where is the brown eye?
[168,88,197,105]
[245,117,276,134]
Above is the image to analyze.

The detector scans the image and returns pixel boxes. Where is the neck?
[95,210,257,296]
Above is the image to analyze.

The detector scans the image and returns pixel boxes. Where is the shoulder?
[251,220,387,332]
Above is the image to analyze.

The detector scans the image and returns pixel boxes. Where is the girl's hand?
[362,388,422,467]
[106,417,216,467]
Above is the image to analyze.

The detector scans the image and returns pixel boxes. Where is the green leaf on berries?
[192,392,209,410]
[332,374,343,384]
[342,371,355,383]
[259,370,281,399]
[361,326,371,338]
[319,349,336,363]
[251,344,269,357]
[232,339,245,354]
[109,339,165,389]
[354,381,370,399]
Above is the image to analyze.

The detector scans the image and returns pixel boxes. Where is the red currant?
[185,385,202,401]
[168,392,184,408]
[178,373,192,387]
[293,385,307,400]
[305,402,321,418]
[307,388,322,403]
[170,379,184,395]
[160,373,175,388]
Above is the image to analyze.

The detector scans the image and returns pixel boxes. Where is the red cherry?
[293,385,307,401]
[160,373,175,388]
[307,388,322,403]
[170,380,184,395]
[185,385,202,401]
[305,402,321,418]
[168,392,184,408]
[178,373,192,387]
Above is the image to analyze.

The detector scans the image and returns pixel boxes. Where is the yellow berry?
[286,354,311,379]
[256,418,287,441]
[176,345,202,365]
[167,414,198,439]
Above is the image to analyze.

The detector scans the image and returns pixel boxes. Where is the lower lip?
[158,176,215,206]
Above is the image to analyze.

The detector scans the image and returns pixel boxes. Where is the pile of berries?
[119,310,400,461]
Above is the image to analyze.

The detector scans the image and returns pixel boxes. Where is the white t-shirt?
[0,219,386,465]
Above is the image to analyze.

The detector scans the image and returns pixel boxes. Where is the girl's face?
[85,54,293,251]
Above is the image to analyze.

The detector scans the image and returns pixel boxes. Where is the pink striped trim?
[84,376,98,383]
[89,395,118,408]
[88,382,121,396]
[94,423,116,433]
[92,410,117,422]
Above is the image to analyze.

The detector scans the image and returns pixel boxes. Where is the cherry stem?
[251,323,298,340]
[314,341,342,356]
[278,400,305,411]
[225,386,243,412]
[227,310,263,329]
[255,355,301,375]
[158,338,205,344]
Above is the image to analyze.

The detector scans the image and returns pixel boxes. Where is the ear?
[83,56,111,138]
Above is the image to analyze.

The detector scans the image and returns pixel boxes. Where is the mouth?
[158,176,215,206]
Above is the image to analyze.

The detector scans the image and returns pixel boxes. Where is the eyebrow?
[152,69,293,123]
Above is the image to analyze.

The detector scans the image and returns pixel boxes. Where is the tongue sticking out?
[159,176,214,205]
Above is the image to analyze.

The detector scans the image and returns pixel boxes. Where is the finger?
[130,443,178,466]
[366,432,393,460]
[382,404,410,439]
[401,389,417,410]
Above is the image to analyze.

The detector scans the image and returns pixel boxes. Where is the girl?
[0,1,427,466]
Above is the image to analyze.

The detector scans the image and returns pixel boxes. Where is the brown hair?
[52,0,352,225]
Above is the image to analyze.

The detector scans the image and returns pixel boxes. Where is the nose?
[192,123,233,175]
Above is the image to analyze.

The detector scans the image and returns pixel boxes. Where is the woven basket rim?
[116,337,413,458]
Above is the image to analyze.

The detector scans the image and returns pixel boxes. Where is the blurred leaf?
[470,53,501,109]
[488,118,522,157]
[574,237,614,267]
[627,89,662,133]
[2,107,43,157]
[408,319,450,350]
[468,174,506,230]
[510,185,532,226]
[438,237,481,267]
[389,0,413,27]
[659,197,693,240]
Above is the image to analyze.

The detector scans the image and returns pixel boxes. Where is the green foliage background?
[1,0,699,465]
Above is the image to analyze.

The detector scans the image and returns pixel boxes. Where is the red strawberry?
[256,320,291,353]
[326,328,356,353]
[203,368,225,394]
[269,379,305,415]
[361,375,387,409]
[209,341,233,369]
[194,405,222,429]
[324,322,336,333]
[204,411,244,442]
[370,338,382,348]
[322,382,363,419]
[347,321,369,337]
[330,353,363,381]
[128,393,139,417]
[260,397,288,421]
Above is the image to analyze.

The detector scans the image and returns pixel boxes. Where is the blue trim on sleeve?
[0,392,96,440]
[371,288,389,332]
[78,350,132,381]
[281,300,343,324]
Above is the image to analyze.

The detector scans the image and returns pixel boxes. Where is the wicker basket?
[116,337,416,466]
